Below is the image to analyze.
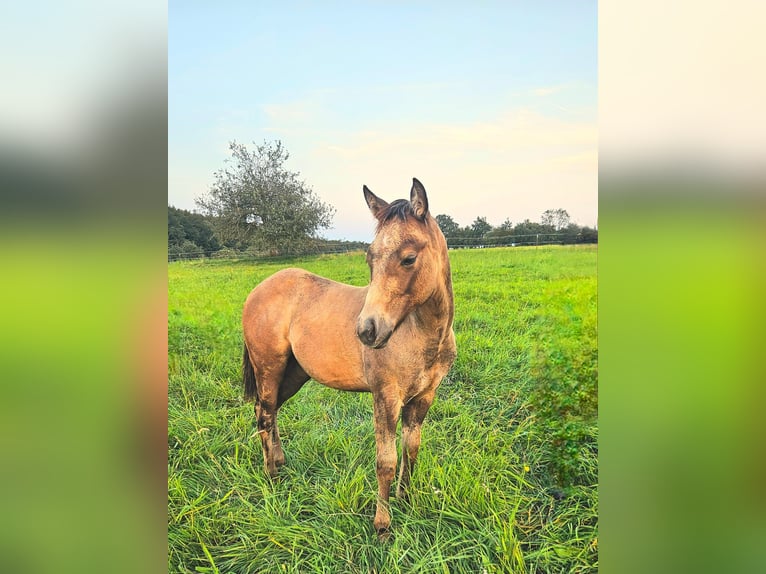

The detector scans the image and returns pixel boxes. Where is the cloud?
[532,85,566,97]
[315,108,596,164]
[297,107,598,237]
[263,100,318,124]
[206,93,598,238]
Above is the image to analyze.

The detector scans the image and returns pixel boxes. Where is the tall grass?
[169,245,597,573]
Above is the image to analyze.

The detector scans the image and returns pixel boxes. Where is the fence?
[168,233,596,262]
[445,232,597,249]
[167,243,366,262]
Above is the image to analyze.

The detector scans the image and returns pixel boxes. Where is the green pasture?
[168,245,597,573]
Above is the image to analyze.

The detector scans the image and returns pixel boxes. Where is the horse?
[241,178,456,538]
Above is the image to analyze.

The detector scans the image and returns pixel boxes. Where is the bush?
[212,247,241,259]
[168,240,203,260]
[529,332,598,488]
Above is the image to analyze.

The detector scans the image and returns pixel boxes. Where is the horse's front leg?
[372,390,402,540]
[397,389,435,500]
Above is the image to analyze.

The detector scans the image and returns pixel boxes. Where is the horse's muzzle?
[356,316,393,348]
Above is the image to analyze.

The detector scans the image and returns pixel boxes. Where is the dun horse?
[242,178,456,537]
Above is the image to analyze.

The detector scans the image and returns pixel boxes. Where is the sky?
[169,1,597,242]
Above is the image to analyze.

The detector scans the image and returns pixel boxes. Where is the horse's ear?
[363,185,389,219]
[410,178,429,220]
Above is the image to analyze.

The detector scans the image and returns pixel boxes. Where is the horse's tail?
[243,344,258,402]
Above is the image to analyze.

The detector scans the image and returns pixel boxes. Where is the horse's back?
[243,267,363,315]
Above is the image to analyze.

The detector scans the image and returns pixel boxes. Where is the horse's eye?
[401,255,417,267]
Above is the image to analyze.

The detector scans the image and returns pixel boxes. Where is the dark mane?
[376,199,416,231]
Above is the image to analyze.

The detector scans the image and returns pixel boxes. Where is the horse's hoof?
[265,466,279,480]
[377,527,392,542]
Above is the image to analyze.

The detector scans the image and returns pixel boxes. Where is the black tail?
[243,344,258,401]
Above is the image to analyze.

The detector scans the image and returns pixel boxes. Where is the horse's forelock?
[375,199,418,232]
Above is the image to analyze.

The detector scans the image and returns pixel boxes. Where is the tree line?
[435,210,597,248]
[169,140,596,260]
[168,206,221,259]
[168,204,367,260]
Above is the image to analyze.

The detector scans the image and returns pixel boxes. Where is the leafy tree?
[579,226,598,243]
[512,219,548,242]
[434,214,460,236]
[559,222,582,244]
[485,217,514,242]
[168,206,220,253]
[168,240,203,260]
[470,216,492,237]
[196,141,335,254]
[541,208,571,231]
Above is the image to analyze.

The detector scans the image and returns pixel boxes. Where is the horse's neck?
[414,261,454,334]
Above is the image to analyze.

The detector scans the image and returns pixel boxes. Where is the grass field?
[168,245,597,573]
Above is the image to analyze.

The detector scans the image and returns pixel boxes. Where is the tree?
[434,214,460,236]
[579,226,598,243]
[168,240,203,260]
[168,206,220,254]
[541,208,571,231]
[196,141,335,254]
[513,219,547,240]
[470,216,492,238]
[498,217,513,232]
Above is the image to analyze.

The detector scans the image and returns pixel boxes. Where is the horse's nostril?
[357,317,377,346]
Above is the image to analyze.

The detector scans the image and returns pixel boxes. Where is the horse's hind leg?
[253,358,289,479]
[271,355,310,468]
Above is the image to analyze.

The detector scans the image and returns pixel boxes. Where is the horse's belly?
[290,326,369,392]
[311,373,370,392]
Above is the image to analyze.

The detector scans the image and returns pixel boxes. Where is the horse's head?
[356,178,451,349]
